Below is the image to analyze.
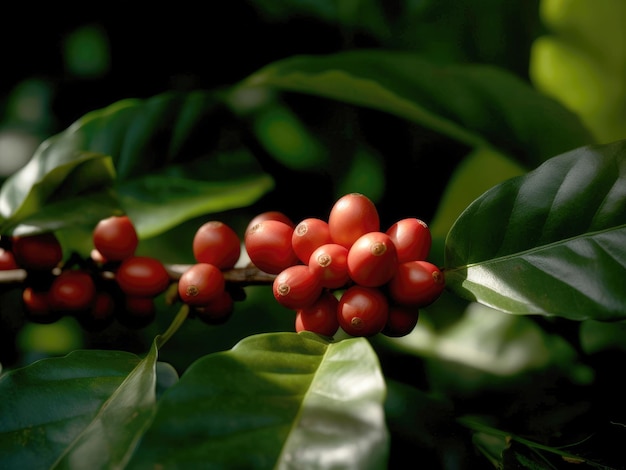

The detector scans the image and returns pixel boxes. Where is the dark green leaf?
[238,49,594,167]
[0,153,117,235]
[0,350,141,469]
[0,91,273,237]
[52,340,161,469]
[129,332,389,469]
[120,172,273,239]
[444,140,626,320]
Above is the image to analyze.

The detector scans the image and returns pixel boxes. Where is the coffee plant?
[1,1,625,468]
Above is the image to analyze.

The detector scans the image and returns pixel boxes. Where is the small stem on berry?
[156,303,189,349]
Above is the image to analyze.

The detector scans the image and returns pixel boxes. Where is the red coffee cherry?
[48,270,97,312]
[93,215,139,262]
[337,285,389,337]
[386,218,432,263]
[387,260,445,307]
[382,304,420,337]
[244,220,300,274]
[245,211,295,236]
[291,218,333,264]
[295,291,340,337]
[308,243,350,289]
[115,256,170,297]
[12,232,63,271]
[78,291,116,332]
[272,264,323,310]
[193,290,235,325]
[193,221,241,269]
[0,248,18,270]
[22,287,55,322]
[328,193,380,249]
[119,296,156,328]
[178,263,225,306]
[347,231,398,287]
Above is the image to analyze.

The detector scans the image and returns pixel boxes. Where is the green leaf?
[0,91,273,237]
[0,298,188,470]
[0,153,118,235]
[51,339,160,469]
[128,332,389,469]
[0,350,141,469]
[530,0,626,143]
[238,49,594,167]
[120,172,273,239]
[444,140,626,320]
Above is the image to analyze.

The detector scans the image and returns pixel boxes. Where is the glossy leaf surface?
[0,91,273,237]
[129,332,389,469]
[239,49,594,167]
[444,140,626,320]
[0,350,142,469]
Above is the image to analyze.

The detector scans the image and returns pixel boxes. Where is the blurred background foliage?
[1,0,625,443]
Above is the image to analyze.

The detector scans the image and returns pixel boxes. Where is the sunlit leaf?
[239,49,594,167]
[444,139,626,320]
[128,332,389,469]
[0,91,273,237]
[0,153,117,234]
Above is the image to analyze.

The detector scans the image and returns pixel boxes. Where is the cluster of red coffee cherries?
[0,216,175,330]
[0,193,445,338]
[244,193,445,338]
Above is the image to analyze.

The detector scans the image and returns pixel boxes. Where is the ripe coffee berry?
[382,304,420,337]
[272,264,323,310]
[193,221,241,269]
[291,218,332,264]
[245,211,294,235]
[245,220,300,274]
[78,291,116,331]
[115,256,170,297]
[295,291,340,337]
[0,248,18,270]
[48,270,96,312]
[119,296,156,328]
[386,218,432,263]
[337,285,389,337]
[387,260,445,307]
[308,243,350,289]
[22,287,53,321]
[93,215,139,262]
[193,291,235,325]
[178,263,225,306]
[12,232,63,271]
[347,231,398,287]
[328,193,380,249]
